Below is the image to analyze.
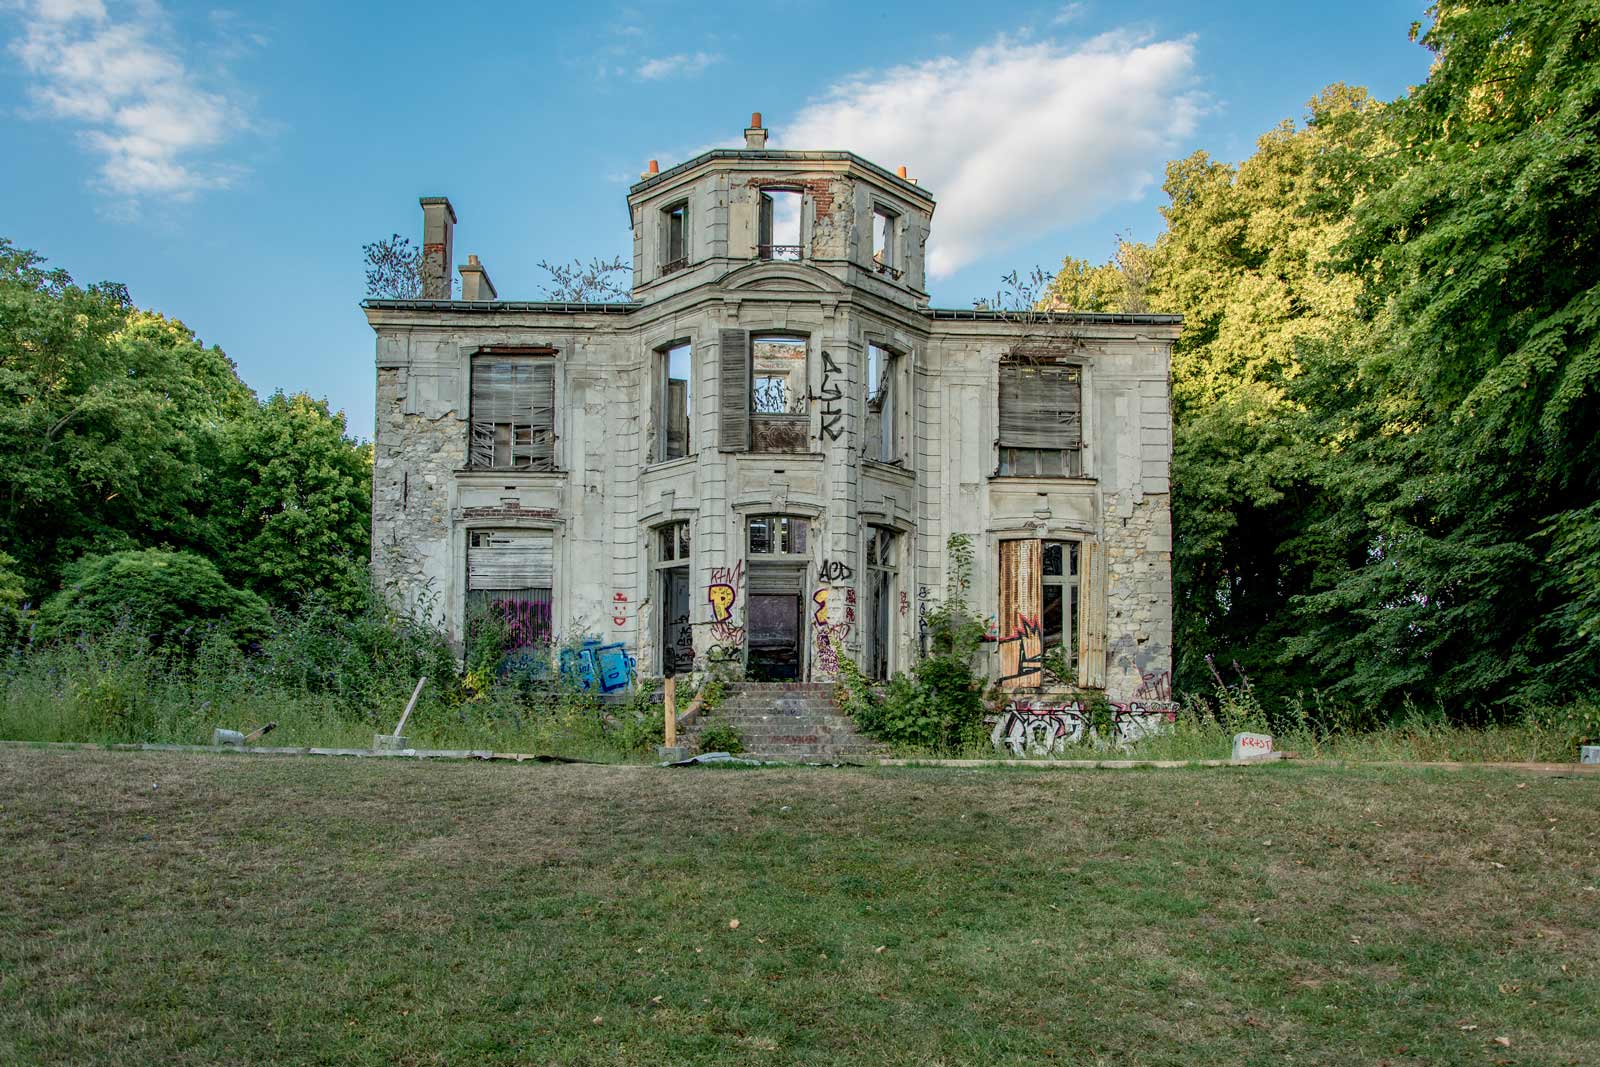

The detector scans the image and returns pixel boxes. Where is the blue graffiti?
[559,639,637,693]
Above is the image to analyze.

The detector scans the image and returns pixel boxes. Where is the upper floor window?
[998,362,1082,477]
[872,206,902,279]
[656,342,693,462]
[469,351,555,470]
[748,514,809,556]
[662,202,688,275]
[865,344,899,463]
[758,189,802,261]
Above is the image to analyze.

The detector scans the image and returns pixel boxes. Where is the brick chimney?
[744,112,768,150]
[459,254,496,301]
[419,196,455,300]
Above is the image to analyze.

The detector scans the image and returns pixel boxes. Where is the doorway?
[746,563,805,681]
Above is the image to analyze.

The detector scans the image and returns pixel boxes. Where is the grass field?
[2,751,1597,1066]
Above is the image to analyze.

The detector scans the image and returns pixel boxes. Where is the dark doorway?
[747,593,802,681]
[661,565,691,675]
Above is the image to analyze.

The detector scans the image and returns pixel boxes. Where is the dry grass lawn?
[1,749,1597,1065]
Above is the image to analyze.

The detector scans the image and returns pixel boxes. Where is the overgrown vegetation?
[838,534,989,754]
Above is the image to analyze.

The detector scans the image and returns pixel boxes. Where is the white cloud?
[1052,3,1087,26]
[7,0,253,207]
[636,50,721,80]
[780,30,1204,278]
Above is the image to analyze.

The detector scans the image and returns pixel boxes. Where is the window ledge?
[988,475,1097,486]
[642,454,698,475]
[454,468,568,482]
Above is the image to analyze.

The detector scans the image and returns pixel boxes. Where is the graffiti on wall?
[996,614,1045,684]
[819,558,853,582]
[708,561,745,640]
[810,585,856,676]
[899,590,910,618]
[818,350,844,442]
[610,591,630,627]
[1134,669,1172,702]
[559,639,637,694]
[990,699,1178,756]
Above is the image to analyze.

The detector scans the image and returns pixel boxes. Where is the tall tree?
[1293,1,1600,715]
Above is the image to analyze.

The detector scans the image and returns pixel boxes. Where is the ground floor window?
[467,530,554,649]
[655,521,692,675]
[998,538,1096,689]
[864,526,899,680]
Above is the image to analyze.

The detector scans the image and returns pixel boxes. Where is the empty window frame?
[751,336,808,415]
[864,344,898,463]
[871,206,901,277]
[655,521,692,675]
[662,202,688,274]
[864,526,898,681]
[469,352,556,470]
[997,362,1082,477]
[757,189,802,261]
[467,529,554,649]
[747,515,809,556]
[657,342,693,461]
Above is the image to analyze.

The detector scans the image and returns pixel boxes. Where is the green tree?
[207,392,373,613]
[1291,1,1600,715]
[0,240,253,597]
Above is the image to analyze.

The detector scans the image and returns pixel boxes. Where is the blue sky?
[1,1,1434,440]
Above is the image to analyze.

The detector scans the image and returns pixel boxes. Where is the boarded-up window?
[469,353,555,470]
[467,530,554,648]
[999,537,1101,689]
[998,363,1082,477]
[718,329,750,452]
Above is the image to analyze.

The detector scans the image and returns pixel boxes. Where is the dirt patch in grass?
[2,753,1597,1066]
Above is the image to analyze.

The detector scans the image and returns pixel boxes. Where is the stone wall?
[1103,491,1174,708]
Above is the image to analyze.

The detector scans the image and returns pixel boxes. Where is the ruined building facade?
[364,118,1178,711]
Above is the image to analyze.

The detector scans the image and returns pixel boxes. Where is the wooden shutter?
[758,194,774,251]
[998,364,1082,450]
[469,355,555,469]
[1077,539,1106,689]
[998,539,1043,690]
[718,329,751,452]
[468,531,554,590]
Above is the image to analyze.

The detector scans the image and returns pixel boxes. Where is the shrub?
[697,721,743,755]
[0,549,24,649]
[33,549,272,652]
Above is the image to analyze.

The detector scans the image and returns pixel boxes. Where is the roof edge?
[923,307,1183,326]
[630,149,934,202]
[363,299,641,314]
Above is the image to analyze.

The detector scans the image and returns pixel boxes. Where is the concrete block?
[212,728,245,746]
[374,733,411,752]
[1233,732,1273,761]
[1581,745,1600,765]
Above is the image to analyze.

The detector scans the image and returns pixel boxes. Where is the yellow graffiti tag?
[708,583,736,623]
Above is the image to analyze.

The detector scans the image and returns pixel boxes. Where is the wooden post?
[394,676,426,738]
[663,675,677,748]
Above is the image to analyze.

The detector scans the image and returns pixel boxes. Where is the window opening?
[751,336,808,415]
[661,202,688,275]
[998,538,1079,689]
[655,521,692,675]
[467,530,554,650]
[469,353,556,470]
[871,207,902,278]
[758,189,802,261]
[864,526,898,681]
[657,342,693,461]
[998,362,1082,477]
[864,344,898,463]
[748,515,809,555]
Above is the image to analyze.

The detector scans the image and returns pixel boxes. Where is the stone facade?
[364,118,1179,707]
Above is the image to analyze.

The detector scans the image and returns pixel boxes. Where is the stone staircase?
[681,682,889,763]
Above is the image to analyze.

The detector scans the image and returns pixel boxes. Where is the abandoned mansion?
[363,116,1179,709]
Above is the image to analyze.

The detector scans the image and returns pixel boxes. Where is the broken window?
[864,343,898,463]
[662,202,688,274]
[467,529,554,649]
[997,362,1082,477]
[655,521,692,675]
[871,206,901,278]
[748,515,808,556]
[864,526,898,680]
[758,189,802,261]
[752,337,807,414]
[469,352,556,470]
[656,342,693,461]
[998,538,1103,689]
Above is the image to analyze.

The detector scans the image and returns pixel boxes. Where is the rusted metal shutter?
[998,364,1082,450]
[718,328,750,452]
[998,539,1043,689]
[1077,539,1106,689]
[468,531,554,590]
